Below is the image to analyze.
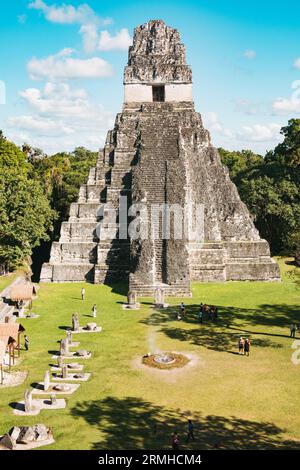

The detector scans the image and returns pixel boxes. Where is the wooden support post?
[18,332,21,358]
[8,345,11,371]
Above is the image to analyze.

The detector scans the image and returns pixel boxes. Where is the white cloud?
[293,58,300,69]
[202,112,233,137]
[272,97,300,114]
[98,29,132,51]
[272,80,300,115]
[28,1,114,53]
[202,111,283,152]
[20,82,96,117]
[80,23,98,53]
[7,115,74,136]
[236,123,281,142]
[27,49,113,80]
[8,82,114,153]
[243,49,256,60]
[28,0,98,25]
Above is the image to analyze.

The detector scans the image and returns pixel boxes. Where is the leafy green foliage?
[218,148,263,181]
[32,146,98,239]
[219,119,300,256]
[266,118,300,166]
[0,133,56,269]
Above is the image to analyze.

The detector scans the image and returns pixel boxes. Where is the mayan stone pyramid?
[41,20,280,295]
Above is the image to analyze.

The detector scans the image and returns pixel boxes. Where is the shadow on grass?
[106,283,128,297]
[48,350,59,356]
[142,303,299,329]
[58,326,71,331]
[140,303,299,352]
[158,326,282,352]
[31,382,44,390]
[70,396,300,450]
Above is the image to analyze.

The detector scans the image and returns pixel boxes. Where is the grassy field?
[0,271,20,293]
[0,258,299,450]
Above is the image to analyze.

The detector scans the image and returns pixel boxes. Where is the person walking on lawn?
[171,432,180,450]
[187,419,195,442]
[244,338,251,356]
[238,337,245,355]
[81,288,85,301]
[290,323,296,338]
[92,304,97,318]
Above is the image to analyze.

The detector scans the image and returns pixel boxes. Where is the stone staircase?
[129,103,191,296]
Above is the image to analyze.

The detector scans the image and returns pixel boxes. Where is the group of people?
[238,337,251,356]
[198,303,218,323]
[176,302,218,323]
[171,420,195,450]
[81,288,97,318]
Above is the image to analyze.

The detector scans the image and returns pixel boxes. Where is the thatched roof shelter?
[10,285,34,302]
[0,323,25,342]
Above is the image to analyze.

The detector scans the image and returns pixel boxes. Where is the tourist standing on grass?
[244,338,251,356]
[92,304,97,318]
[81,288,85,301]
[171,432,180,450]
[238,337,244,355]
[187,419,195,442]
[24,335,29,351]
[214,307,218,320]
[198,310,203,324]
[290,323,296,338]
[180,302,185,318]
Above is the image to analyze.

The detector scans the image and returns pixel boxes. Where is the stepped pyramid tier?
[40,20,280,294]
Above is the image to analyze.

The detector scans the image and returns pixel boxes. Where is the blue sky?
[1,0,300,154]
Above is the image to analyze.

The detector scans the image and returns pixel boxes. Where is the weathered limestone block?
[43,371,50,392]
[226,261,280,281]
[49,242,97,264]
[0,433,16,450]
[40,263,53,283]
[69,203,102,221]
[52,264,94,282]
[60,222,99,242]
[72,313,80,332]
[24,389,33,413]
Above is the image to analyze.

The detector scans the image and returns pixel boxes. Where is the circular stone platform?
[142,352,189,370]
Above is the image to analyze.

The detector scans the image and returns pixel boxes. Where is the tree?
[32,147,98,239]
[218,148,263,182]
[0,135,56,270]
[219,126,300,256]
[266,118,300,167]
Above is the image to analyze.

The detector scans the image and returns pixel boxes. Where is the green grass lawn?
[0,271,20,293]
[0,258,299,450]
